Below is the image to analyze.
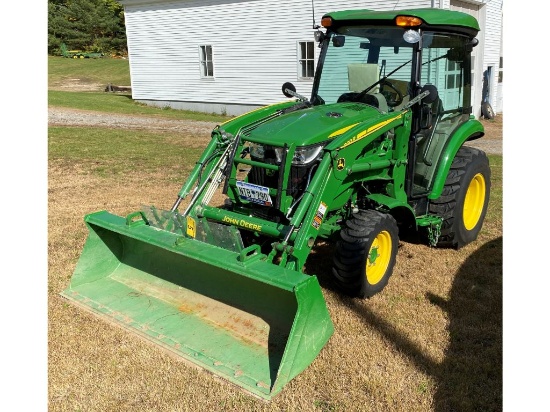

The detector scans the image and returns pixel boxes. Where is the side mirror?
[282,82,309,102]
[421,84,438,104]
[282,82,296,98]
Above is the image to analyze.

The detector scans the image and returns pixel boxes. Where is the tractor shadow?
[310,237,503,411]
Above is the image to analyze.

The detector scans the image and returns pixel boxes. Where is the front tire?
[429,146,491,248]
[332,210,399,298]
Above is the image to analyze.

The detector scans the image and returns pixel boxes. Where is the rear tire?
[332,210,398,298]
[481,101,495,119]
[429,146,491,248]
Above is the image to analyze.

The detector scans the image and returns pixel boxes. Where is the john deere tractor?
[62,8,490,400]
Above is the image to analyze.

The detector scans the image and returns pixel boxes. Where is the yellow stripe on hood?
[339,113,403,149]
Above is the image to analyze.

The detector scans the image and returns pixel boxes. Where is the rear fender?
[428,118,484,200]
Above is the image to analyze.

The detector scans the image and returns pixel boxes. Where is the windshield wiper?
[352,59,412,102]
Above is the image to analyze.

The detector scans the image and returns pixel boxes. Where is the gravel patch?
[463,138,502,155]
[48,107,219,136]
[48,107,502,154]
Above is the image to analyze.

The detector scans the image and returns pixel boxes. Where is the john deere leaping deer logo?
[336,158,345,170]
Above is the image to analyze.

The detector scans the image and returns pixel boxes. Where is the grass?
[48,55,131,87]
[48,56,231,123]
[48,57,503,411]
[48,127,203,180]
[48,126,503,411]
[486,155,503,223]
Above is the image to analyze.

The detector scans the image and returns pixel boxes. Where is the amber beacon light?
[396,15,423,27]
[321,17,333,27]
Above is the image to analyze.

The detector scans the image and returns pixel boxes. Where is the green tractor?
[60,42,104,59]
[62,8,490,400]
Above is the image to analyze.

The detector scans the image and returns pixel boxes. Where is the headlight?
[249,143,325,165]
[292,144,324,165]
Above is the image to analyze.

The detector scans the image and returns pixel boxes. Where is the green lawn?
[48,55,131,86]
[48,56,231,123]
[48,126,203,180]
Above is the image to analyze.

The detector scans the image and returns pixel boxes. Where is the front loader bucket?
[61,210,334,399]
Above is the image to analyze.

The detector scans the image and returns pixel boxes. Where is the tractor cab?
[309,10,483,197]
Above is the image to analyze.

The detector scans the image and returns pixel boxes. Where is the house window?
[199,45,214,78]
[498,56,503,83]
[298,41,315,79]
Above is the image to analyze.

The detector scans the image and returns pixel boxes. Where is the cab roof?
[323,8,480,37]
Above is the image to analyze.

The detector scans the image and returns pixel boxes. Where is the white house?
[119,0,503,117]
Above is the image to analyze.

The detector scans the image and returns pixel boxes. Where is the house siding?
[449,0,503,116]
[121,0,502,116]
[483,0,503,114]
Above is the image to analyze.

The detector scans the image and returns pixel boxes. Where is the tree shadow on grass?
[428,237,502,411]
[312,237,503,411]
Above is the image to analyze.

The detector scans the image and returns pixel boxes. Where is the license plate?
[236,181,273,206]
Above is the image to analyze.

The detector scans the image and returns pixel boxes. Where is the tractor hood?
[246,102,384,147]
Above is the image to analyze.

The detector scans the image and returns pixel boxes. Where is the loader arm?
[273,109,415,271]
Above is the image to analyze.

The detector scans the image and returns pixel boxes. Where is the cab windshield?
[315,26,474,115]
[315,27,414,111]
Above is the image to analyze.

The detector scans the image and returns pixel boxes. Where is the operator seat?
[342,63,388,112]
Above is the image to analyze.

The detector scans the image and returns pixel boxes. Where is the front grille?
[248,155,316,202]
[288,165,311,198]
[248,151,279,189]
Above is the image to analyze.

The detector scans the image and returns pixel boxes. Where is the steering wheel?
[379,79,404,107]
[338,92,381,109]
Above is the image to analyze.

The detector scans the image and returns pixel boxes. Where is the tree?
[48,0,127,55]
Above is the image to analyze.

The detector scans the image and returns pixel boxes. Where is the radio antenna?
[312,0,319,29]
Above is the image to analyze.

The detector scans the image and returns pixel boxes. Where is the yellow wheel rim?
[463,172,486,230]
[366,230,392,285]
